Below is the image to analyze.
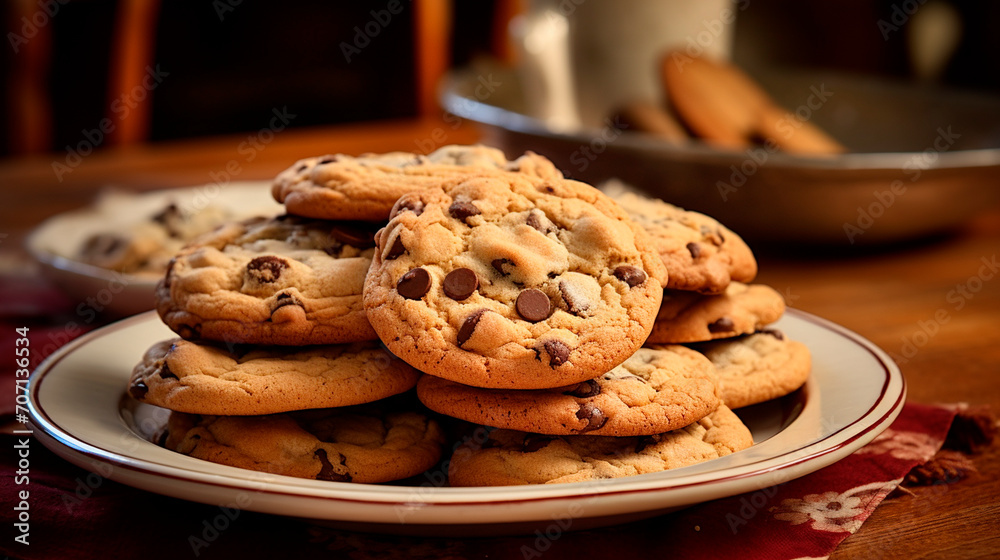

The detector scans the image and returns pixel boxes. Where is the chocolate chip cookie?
[610,189,757,293]
[448,405,752,486]
[692,329,811,409]
[76,201,233,277]
[416,345,719,436]
[272,144,563,222]
[162,405,445,483]
[128,338,420,415]
[647,283,785,344]
[156,215,378,345]
[363,173,668,389]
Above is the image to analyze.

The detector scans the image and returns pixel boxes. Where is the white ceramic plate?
[26,182,283,317]
[28,310,904,534]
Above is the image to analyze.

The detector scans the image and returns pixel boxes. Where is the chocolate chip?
[385,235,406,260]
[491,258,514,276]
[526,211,555,234]
[402,155,427,167]
[296,164,308,173]
[330,224,375,248]
[159,364,178,380]
[397,267,431,300]
[151,203,182,237]
[759,328,785,340]
[314,449,351,482]
[543,340,570,367]
[708,317,735,333]
[271,291,303,314]
[516,289,551,322]
[318,156,336,164]
[457,309,487,347]
[559,280,590,315]
[522,435,555,452]
[575,403,607,432]
[443,268,478,300]
[129,380,148,400]
[634,435,660,453]
[613,265,647,287]
[563,379,600,398]
[449,199,481,223]
[274,291,295,303]
[80,233,125,259]
[701,225,725,246]
[687,242,701,259]
[246,256,289,283]
[391,198,424,218]
[152,202,179,220]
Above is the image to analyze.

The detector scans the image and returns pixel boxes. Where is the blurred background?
[3,0,999,157]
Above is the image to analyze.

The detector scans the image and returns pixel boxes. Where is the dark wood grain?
[1,117,997,559]
[754,212,1000,559]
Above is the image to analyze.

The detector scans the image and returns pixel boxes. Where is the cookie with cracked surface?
[692,329,811,409]
[647,283,785,344]
[363,173,668,390]
[156,215,378,345]
[272,144,563,221]
[128,338,420,415]
[610,189,757,294]
[417,345,719,436]
[161,405,445,483]
[448,405,752,486]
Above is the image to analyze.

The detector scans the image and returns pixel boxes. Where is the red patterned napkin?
[1,272,994,560]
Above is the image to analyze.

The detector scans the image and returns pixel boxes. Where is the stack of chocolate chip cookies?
[128,144,810,487]
[612,190,812,411]
[129,209,447,484]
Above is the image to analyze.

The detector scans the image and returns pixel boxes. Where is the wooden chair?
[6,0,519,154]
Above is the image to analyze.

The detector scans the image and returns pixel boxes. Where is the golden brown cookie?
[662,52,770,150]
[661,52,845,154]
[74,200,233,278]
[611,190,757,293]
[692,329,811,409]
[612,100,689,143]
[647,283,785,344]
[416,345,719,437]
[156,215,378,345]
[755,103,846,155]
[448,405,752,486]
[272,144,563,222]
[363,172,667,390]
[161,405,445,484]
[128,339,420,415]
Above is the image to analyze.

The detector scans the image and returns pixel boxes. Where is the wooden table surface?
[1,118,997,559]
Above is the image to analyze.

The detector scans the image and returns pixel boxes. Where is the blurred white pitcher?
[512,0,741,129]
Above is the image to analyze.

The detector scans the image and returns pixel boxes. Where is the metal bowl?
[442,68,1000,245]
